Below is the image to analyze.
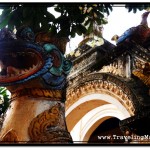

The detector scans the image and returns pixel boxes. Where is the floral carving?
[66,73,136,116]
[100,56,125,77]
[28,104,60,141]
[11,88,63,101]
[28,103,72,143]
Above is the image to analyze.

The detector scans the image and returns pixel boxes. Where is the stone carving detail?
[11,88,63,101]
[1,129,18,143]
[28,103,72,143]
[66,44,91,60]
[133,57,146,71]
[100,57,125,77]
[132,57,150,87]
[133,71,150,87]
[68,52,97,76]
[132,44,150,62]
[66,73,135,116]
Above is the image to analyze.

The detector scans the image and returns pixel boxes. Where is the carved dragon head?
[0,27,72,91]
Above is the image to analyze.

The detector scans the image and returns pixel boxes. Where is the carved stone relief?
[66,74,135,116]
[28,103,72,143]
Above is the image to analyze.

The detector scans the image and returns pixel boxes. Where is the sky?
[103,6,150,44]
[66,6,150,54]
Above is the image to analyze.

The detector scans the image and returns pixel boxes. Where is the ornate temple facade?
[65,37,150,143]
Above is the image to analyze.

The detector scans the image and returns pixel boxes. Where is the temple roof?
[67,38,150,84]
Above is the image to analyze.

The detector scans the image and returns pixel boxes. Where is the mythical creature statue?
[113,11,150,46]
[0,27,72,143]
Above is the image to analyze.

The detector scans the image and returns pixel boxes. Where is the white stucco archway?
[66,93,131,143]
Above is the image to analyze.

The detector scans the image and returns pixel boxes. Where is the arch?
[66,93,131,132]
[66,73,136,115]
[81,104,128,141]
[66,73,137,142]
[66,94,131,142]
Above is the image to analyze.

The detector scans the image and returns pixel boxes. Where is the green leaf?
[128,7,132,12]
[70,25,76,38]
[103,7,110,15]
[0,88,6,95]
[2,8,11,16]
[49,25,57,35]
[76,26,82,36]
[84,18,91,27]
[71,31,75,38]
[0,12,13,29]
[108,5,113,11]
[101,18,108,25]
[54,7,62,13]
[41,20,51,32]
[96,19,102,25]
[75,24,87,36]
[45,11,55,22]
[0,87,10,115]
[133,7,137,13]
[75,15,85,24]
[86,22,93,35]
[57,27,70,37]
[78,24,87,33]
[23,7,31,18]
[96,11,104,18]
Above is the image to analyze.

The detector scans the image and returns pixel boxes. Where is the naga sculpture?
[0,27,73,143]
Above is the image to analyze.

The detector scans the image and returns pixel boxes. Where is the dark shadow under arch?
[88,117,125,143]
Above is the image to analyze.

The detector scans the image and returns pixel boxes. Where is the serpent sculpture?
[0,27,73,143]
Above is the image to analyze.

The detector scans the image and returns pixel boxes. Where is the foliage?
[0,87,10,115]
[0,4,55,33]
[0,3,112,38]
[125,4,150,13]
[0,3,149,38]
[53,4,112,38]
[0,3,149,115]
